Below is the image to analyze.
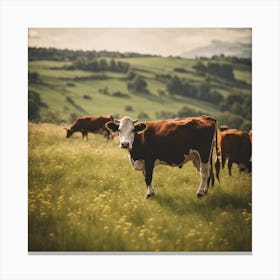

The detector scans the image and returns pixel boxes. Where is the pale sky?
[28,28,251,57]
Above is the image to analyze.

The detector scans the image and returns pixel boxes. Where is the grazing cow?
[65,115,114,140]
[215,129,252,180]
[106,115,218,199]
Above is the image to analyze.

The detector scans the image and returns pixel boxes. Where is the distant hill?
[180,40,251,59]
[28,47,251,131]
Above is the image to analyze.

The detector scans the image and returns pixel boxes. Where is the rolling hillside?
[28,47,251,130]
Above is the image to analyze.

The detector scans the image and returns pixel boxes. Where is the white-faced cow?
[65,115,114,140]
[215,129,252,180]
[106,115,218,199]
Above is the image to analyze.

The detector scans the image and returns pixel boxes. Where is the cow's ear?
[105,121,119,132]
[134,122,147,132]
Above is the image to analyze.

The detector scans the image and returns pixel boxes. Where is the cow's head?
[105,116,146,150]
[64,128,73,138]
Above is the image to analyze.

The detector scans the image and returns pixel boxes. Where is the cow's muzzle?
[120,142,129,149]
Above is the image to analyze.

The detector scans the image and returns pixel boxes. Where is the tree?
[199,82,210,100]
[192,62,206,72]
[166,76,184,95]
[177,106,204,118]
[99,59,108,71]
[28,90,47,121]
[127,75,148,94]
[232,102,243,115]
[110,59,117,71]
[138,112,149,120]
[28,72,40,83]
[127,71,136,80]
[208,90,223,104]
[217,111,244,129]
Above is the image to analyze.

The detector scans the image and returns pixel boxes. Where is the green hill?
[28,47,251,130]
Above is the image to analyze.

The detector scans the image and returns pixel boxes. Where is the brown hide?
[106,115,218,198]
[132,116,217,164]
[216,129,252,177]
[66,115,113,139]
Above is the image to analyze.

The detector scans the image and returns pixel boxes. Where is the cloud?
[180,40,252,58]
[28,30,39,39]
[28,28,251,57]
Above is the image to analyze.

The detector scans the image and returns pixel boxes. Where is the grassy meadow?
[28,123,252,252]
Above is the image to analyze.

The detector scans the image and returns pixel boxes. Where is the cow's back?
[87,116,110,132]
[138,116,216,163]
[70,115,112,132]
[219,129,251,163]
[70,116,93,130]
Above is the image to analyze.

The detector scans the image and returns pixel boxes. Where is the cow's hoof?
[145,192,154,199]
[196,192,204,199]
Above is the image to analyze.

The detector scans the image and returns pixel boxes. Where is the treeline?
[220,93,251,120]
[162,75,223,104]
[28,47,157,61]
[193,62,235,80]
[160,74,251,120]
[64,58,130,73]
[28,90,48,121]
[196,54,252,66]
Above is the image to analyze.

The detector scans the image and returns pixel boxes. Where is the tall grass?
[28,123,252,252]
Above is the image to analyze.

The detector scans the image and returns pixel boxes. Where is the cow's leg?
[208,167,214,190]
[222,156,226,169]
[81,129,88,140]
[208,153,214,187]
[215,156,221,182]
[103,129,110,141]
[144,161,155,199]
[197,163,211,198]
[228,160,233,176]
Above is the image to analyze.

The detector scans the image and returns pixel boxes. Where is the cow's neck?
[129,133,145,160]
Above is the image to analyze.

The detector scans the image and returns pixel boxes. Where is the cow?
[215,129,252,180]
[65,115,114,140]
[106,115,218,199]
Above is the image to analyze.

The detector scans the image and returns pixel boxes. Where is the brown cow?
[106,115,218,199]
[65,115,114,140]
[215,129,252,180]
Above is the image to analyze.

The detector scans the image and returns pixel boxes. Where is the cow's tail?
[208,118,218,187]
[214,121,220,183]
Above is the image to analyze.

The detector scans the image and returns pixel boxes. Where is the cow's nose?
[121,142,129,149]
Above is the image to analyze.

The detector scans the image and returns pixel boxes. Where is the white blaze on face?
[118,117,136,150]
